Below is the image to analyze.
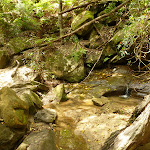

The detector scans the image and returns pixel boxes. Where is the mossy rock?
[110,17,150,49]
[53,84,67,103]
[71,11,94,36]
[21,90,43,114]
[97,1,123,26]
[0,87,29,128]
[85,45,116,67]
[89,29,103,49]
[0,123,25,150]
[0,50,9,69]
[6,37,36,55]
[46,45,85,82]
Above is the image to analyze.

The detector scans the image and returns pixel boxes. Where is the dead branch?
[13,0,132,54]
[58,1,94,15]
[56,0,131,40]
[11,60,20,78]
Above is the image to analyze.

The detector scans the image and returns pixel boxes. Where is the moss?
[7,37,36,54]
[15,109,28,125]
[0,50,9,69]
[58,129,88,149]
[71,11,94,36]
[30,91,43,108]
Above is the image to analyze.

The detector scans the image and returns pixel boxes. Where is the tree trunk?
[58,0,63,37]
[102,95,150,150]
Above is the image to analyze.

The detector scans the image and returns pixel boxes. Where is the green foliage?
[104,2,117,13]
[116,0,150,68]
[103,57,110,63]
[0,0,41,40]
[72,47,86,62]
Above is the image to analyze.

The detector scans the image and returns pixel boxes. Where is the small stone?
[92,96,109,107]
[34,108,57,123]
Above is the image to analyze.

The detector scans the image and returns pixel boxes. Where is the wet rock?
[71,11,94,36]
[0,87,29,128]
[0,123,25,150]
[92,96,109,106]
[16,129,57,150]
[34,108,57,123]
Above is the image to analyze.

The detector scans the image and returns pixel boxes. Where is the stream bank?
[43,65,150,150]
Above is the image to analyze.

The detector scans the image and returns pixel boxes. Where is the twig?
[11,60,20,78]
[58,1,94,15]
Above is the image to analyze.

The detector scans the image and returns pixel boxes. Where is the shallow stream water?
[52,66,146,150]
[0,65,148,150]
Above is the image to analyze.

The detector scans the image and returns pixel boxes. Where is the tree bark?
[58,0,63,37]
[102,95,150,150]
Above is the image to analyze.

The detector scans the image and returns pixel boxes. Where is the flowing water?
[0,65,148,150]
[51,66,146,150]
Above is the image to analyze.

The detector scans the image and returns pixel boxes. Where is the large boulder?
[0,87,29,128]
[16,129,57,150]
[0,123,25,150]
[6,36,36,55]
[71,11,94,36]
[45,43,85,82]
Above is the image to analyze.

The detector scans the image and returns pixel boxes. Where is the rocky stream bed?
[0,65,150,150]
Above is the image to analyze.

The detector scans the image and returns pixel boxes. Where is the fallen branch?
[58,1,94,15]
[39,0,132,48]
[12,0,132,54]
[57,0,131,40]
[11,60,20,78]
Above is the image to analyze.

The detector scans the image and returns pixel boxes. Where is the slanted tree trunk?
[102,95,150,150]
[58,0,63,37]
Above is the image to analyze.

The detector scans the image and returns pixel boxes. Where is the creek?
[0,65,149,150]
[50,65,149,150]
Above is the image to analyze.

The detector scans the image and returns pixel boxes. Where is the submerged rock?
[92,96,109,106]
